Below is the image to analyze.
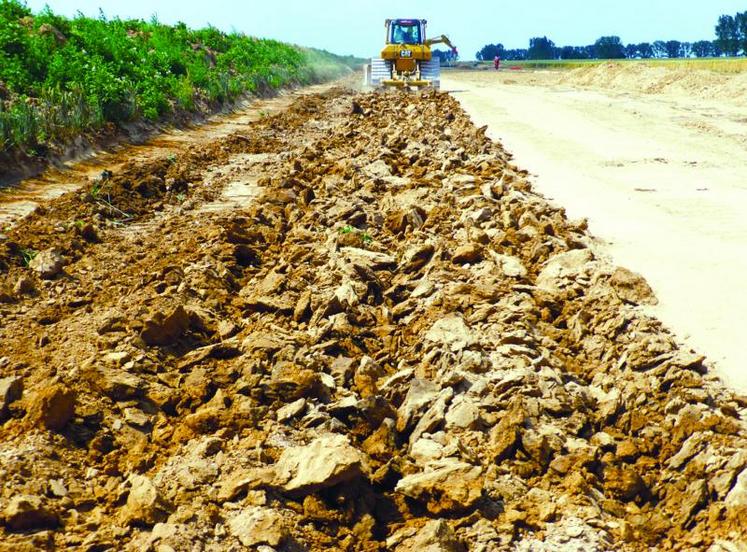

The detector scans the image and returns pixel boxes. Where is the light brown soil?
[0,82,745,551]
[557,63,747,103]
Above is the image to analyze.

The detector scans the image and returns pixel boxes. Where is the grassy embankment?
[0,0,361,159]
[460,58,747,73]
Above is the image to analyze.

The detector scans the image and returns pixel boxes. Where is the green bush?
[0,0,360,154]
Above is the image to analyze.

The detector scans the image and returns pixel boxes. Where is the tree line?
[476,9,747,60]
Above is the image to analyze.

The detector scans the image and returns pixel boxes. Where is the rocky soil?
[0,86,746,551]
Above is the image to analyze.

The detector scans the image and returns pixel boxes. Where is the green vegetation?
[0,0,359,155]
[627,57,747,73]
[89,179,105,199]
[19,247,36,266]
[339,224,373,244]
[460,57,747,74]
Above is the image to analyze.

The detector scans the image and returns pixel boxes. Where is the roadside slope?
[0,0,358,179]
[442,68,747,393]
[0,81,338,226]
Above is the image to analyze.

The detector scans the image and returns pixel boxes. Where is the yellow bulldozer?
[364,19,457,91]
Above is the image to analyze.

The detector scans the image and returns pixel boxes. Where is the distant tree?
[691,40,714,57]
[475,43,505,61]
[504,48,528,60]
[652,40,667,58]
[664,40,682,58]
[636,42,654,58]
[593,36,625,59]
[715,14,740,55]
[527,36,556,60]
[475,9,747,65]
[737,11,747,55]
[433,48,458,65]
[559,45,589,59]
[712,40,723,57]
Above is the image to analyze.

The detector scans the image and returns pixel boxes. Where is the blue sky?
[25,1,747,60]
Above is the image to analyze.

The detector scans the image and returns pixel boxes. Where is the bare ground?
[442,66,747,393]
[0,78,745,551]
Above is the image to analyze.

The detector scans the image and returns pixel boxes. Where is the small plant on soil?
[96,197,132,222]
[89,181,104,199]
[338,225,373,244]
[20,248,37,266]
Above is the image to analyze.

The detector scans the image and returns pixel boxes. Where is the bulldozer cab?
[365,18,443,91]
[387,19,425,45]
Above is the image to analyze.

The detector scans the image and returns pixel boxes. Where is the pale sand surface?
[443,67,747,392]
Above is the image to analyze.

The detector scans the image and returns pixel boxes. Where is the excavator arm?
[424,34,458,55]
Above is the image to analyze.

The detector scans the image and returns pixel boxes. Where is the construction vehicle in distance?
[364,19,457,91]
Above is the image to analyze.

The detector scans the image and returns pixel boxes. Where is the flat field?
[467,57,747,73]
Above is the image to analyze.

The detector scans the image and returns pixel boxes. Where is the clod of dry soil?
[0,86,746,552]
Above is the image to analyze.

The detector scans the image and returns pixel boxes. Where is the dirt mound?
[560,63,747,103]
[0,86,745,551]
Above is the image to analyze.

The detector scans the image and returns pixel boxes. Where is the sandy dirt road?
[442,68,747,393]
